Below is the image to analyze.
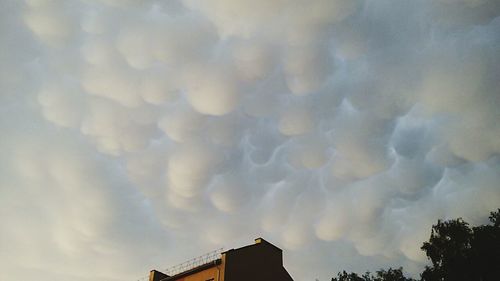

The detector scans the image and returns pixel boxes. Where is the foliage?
[331,267,415,281]
[331,270,370,281]
[373,268,417,281]
[421,209,500,281]
[331,209,500,281]
[420,218,473,280]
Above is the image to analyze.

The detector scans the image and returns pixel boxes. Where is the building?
[149,238,294,281]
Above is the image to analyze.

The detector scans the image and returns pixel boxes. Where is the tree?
[331,268,415,281]
[421,209,500,281]
[331,270,371,281]
[420,218,473,280]
[469,210,500,281]
[330,209,500,281]
[373,268,416,281]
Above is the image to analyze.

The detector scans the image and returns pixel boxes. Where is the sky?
[0,0,499,280]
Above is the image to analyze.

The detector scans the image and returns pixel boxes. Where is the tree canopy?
[331,209,500,281]
[332,268,416,281]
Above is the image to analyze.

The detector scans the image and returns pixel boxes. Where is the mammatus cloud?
[1,0,499,280]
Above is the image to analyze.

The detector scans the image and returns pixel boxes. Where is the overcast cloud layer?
[1,0,500,280]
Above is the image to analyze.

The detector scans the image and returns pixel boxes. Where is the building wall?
[149,238,294,281]
[170,266,220,281]
[223,239,293,281]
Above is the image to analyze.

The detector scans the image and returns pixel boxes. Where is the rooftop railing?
[136,247,224,281]
[163,248,224,277]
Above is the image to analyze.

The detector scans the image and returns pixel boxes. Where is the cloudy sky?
[1,0,499,280]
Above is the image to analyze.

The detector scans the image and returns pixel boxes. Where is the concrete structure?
[149,238,294,281]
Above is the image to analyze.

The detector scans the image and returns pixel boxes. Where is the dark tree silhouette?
[331,270,370,281]
[330,209,500,281]
[331,271,360,281]
[373,268,416,281]
[421,209,500,281]
[420,218,473,280]
[331,268,415,281]
[469,211,500,281]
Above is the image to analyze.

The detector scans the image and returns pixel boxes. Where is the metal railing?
[163,248,224,276]
[136,248,224,281]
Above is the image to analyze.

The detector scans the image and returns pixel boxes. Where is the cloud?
[1,0,499,280]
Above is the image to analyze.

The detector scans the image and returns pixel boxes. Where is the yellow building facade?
[149,238,294,281]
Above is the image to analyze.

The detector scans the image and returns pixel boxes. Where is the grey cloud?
[1,0,500,280]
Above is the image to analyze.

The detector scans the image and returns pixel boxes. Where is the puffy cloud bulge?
[1,0,500,280]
